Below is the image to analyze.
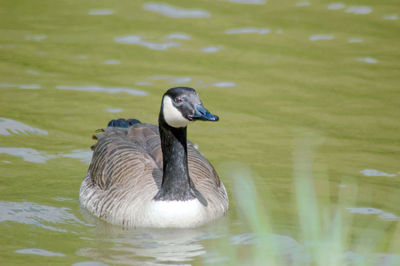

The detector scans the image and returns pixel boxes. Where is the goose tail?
[107,118,141,128]
[90,118,141,150]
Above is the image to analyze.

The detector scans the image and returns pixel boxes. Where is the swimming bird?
[79,87,228,228]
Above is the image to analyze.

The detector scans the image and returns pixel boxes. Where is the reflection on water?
[106,108,124,113]
[145,75,236,88]
[56,85,148,96]
[360,169,396,177]
[25,34,47,41]
[169,77,192,84]
[53,197,74,202]
[0,117,48,136]
[357,57,378,64]
[16,248,65,257]
[143,3,211,18]
[114,35,180,50]
[229,0,265,4]
[0,83,42,90]
[75,55,88,60]
[136,81,152,86]
[346,207,400,221]
[73,226,399,266]
[26,69,40,75]
[211,81,236,88]
[150,75,189,83]
[230,233,306,263]
[226,28,270,35]
[201,46,223,53]
[77,226,212,265]
[309,34,334,41]
[227,232,400,264]
[73,261,109,266]
[103,59,120,65]
[61,149,93,165]
[0,147,92,164]
[19,84,42,89]
[383,14,398,20]
[150,75,193,85]
[167,33,191,40]
[348,38,363,43]
[0,201,85,232]
[345,6,372,15]
[344,252,400,265]
[0,147,54,163]
[296,1,311,7]
[327,3,345,10]
[88,9,114,16]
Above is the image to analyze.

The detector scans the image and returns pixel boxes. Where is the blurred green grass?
[214,134,400,265]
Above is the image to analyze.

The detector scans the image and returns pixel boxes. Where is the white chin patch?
[162,96,190,128]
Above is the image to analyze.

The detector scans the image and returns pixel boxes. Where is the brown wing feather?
[80,126,162,224]
[187,145,228,214]
[80,123,228,226]
[90,128,149,188]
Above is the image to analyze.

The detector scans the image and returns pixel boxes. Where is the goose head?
[161,87,219,128]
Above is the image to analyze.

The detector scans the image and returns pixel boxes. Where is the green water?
[1,0,399,265]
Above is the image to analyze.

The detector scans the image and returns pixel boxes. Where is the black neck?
[153,112,194,201]
[154,113,207,205]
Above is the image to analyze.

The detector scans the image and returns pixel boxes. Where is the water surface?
[1,0,399,265]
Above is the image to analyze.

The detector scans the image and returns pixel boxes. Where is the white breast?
[142,199,208,228]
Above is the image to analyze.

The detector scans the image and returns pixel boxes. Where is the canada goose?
[79,87,228,228]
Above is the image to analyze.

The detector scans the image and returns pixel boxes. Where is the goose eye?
[174,97,183,104]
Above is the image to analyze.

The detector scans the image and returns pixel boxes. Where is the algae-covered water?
[1,0,400,265]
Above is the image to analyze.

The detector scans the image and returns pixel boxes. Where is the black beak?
[190,104,219,122]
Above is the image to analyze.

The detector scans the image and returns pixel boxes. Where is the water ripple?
[346,207,400,221]
[103,59,120,65]
[383,14,398,20]
[327,3,345,10]
[144,3,210,18]
[229,0,265,4]
[16,248,65,257]
[0,83,42,89]
[167,33,191,40]
[360,169,394,177]
[309,34,334,41]
[106,108,124,113]
[345,6,372,15]
[348,38,363,43]
[26,70,40,75]
[25,34,47,41]
[0,117,48,136]
[73,261,109,266]
[150,75,192,85]
[201,46,223,53]
[211,81,236,87]
[0,201,85,232]
[114,35,180,50]
[169,77,192,84]
[0,147,93,164]
[0,147,54,163]
[296,1,310,7]
[136,81,152,86]
[88,9,114,15]
[61,149,93,164]
[57,85,148,96]
[357,57,378,64]
[226,28,270,35]
[76,229,208,264]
